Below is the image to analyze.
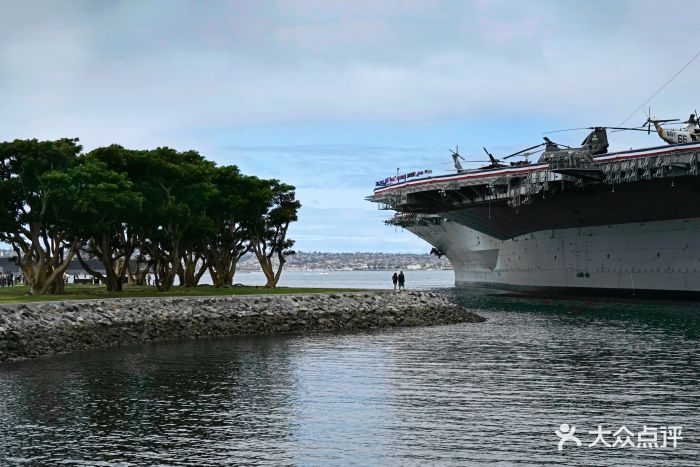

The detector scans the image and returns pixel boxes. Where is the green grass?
[0,284,369,304]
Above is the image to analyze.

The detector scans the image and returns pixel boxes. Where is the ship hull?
[407,217,700,294]
[373,141,700,295]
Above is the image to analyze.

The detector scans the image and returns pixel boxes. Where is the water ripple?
[0,289,698,465]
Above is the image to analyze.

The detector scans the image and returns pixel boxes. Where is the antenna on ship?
[618,48,700,126]
[641,107,680,134]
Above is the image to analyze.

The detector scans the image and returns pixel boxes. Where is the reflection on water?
[0,287,698,465]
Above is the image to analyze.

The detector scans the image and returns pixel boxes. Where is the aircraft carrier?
[369,135,700,295]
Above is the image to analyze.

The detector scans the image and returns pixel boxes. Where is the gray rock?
[0,291,485,362]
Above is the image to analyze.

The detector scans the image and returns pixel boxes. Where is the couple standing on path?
[392,271,405,291]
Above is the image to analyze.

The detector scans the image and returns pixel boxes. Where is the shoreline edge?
[0,291,485,362]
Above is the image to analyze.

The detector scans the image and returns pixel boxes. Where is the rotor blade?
[548,125,652,134]
[559,143,573,149]
[507,149,544,158]
[543,137,573,149]
[503,143,546,159]
[543,127,592,134]
[608,127,651,132]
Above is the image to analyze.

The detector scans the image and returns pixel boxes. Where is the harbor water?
[0,270,698,465]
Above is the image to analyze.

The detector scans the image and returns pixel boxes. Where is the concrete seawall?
[0,291,485,361]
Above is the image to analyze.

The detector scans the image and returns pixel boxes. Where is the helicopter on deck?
[538,126,611,162]
[643,110,700,144]
[449,125,645,175]
[450,145,544,172]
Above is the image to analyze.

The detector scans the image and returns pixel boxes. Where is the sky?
[2,0,699,253]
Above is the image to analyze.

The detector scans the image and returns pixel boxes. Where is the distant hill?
[0,250,450,274]
[238,251,451,271]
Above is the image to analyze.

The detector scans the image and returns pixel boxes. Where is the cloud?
[2,1,699,252]
[2,0,698,147]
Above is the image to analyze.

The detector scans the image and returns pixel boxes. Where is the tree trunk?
[224,261,237,286]
[179,251,208,288]
[154,240,180,292]
[77,250,109,289]
[208,256,229,288]
[127,257,150,285]
[176,264,185,287]
[180,251,200,287]
[29,244,77,295]
[194,257,207,285]
[207,249,233,288]
[252,245,285,288]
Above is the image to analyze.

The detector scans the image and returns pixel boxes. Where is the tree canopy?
[0,138,301,294]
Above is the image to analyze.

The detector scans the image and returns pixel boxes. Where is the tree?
[0,138,82,295]
[70,153,143,291]
[0,138,301,294]
[205,168,266,287]
[177,212,216,288]
[248,180,301,288]
[86,146,156,286]
[138,147,216,291]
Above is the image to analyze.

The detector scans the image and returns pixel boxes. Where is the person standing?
[398,270,405,291]
[392,272,398,291]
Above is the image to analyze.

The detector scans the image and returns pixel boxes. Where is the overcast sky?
[2,1,699,252]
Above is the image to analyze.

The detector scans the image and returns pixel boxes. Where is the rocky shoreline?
[0,291,485,362]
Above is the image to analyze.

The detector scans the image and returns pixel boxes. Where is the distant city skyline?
[2,1,699,252]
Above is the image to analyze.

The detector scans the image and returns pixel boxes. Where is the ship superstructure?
[369,134,700,294]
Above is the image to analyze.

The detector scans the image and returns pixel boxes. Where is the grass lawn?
[0,284,368,305]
